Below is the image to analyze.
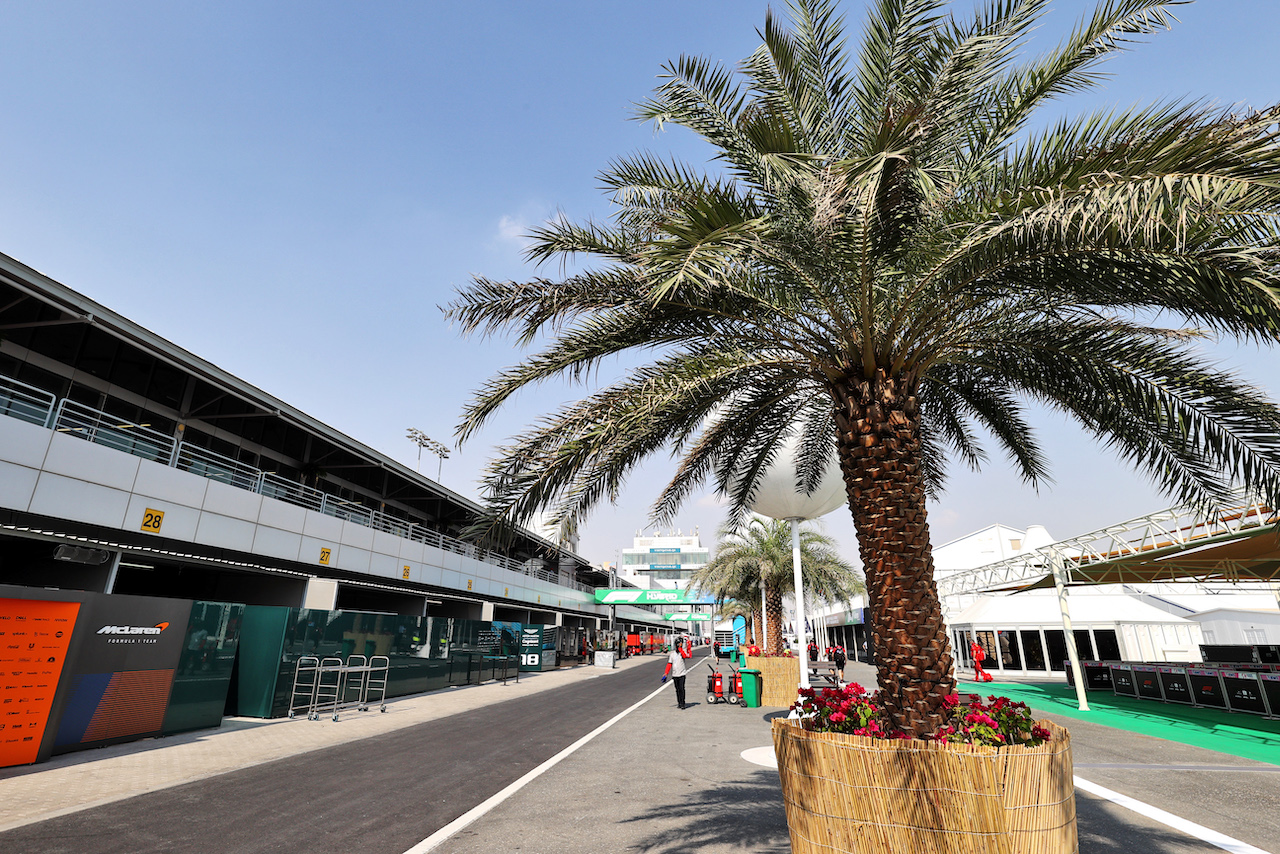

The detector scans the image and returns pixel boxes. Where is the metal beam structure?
[937,492,1280,598]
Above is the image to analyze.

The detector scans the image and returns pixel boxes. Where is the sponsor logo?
[97,622,170,636]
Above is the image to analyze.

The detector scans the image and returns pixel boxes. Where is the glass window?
[1073,629,1095,660]
[1094,629,1121,661]
[975,630,997,666]
[1020,630,1047,670]
[997,630,1021,669]
[955,631,973,666]
[1044,630,1067,671]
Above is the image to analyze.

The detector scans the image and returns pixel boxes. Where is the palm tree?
[714,598,756,648]
[692,517,864,654]
[447,0,1280,736]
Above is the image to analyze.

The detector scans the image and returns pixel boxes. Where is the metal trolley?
[288,654,391,721]
[287,656,322,720]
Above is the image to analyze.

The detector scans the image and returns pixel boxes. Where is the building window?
[975,630,997,666]
[1245,628,1266,644]
[1044,630,1067,671]
[1020,630,1047,670]
[1093,629,1121,661]
[1073,629,1095,660]
[997,630,1021,669]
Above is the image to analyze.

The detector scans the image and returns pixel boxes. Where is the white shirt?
[667,647,689,678]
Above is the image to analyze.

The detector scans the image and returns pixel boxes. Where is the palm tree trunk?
[752,608,763,648]
[831,369,955,738]
[764,578,785,655]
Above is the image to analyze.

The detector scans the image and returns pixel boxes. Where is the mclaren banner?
[593,589,714,605]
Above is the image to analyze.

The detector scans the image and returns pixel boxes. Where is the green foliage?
[691,517,864,607]
[794,685,1054,747]
[449,0,1280,547]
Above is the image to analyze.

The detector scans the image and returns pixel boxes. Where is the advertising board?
[1188,668,1228,709]
[1157,666,1193,705]
[49,593,194,754]
[0,598,80,768]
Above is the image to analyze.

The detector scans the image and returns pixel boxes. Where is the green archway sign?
[593,588,714,605]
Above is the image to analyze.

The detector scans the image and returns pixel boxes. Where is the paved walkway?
[1,656,1277,853]
[0,658,638,833]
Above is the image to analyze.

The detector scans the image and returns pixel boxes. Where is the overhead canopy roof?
[1041,525,1280,588]
[937,495,1280,596]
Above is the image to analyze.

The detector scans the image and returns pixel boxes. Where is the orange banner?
[0,598,80,767]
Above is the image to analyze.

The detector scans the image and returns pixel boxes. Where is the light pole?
[406,428,450,480]
[746,434,846,694]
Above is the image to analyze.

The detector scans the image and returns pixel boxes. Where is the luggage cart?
[312,656,345,721]
[362,655,390,712]
[333,655,368,721]
[287,656,321,720]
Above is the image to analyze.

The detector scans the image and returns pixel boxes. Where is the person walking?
[661,636,693,709]
[971,638,994,683]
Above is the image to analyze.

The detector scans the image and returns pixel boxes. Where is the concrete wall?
[0,414,600,615]
[1191,610,1280,645]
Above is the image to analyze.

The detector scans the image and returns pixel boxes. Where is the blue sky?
[1,1,1277,567]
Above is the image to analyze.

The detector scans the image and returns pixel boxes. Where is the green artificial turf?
[957,679,1280,767]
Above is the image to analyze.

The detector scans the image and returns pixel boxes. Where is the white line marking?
[1074,776,1273,854]
[401,675,673,854]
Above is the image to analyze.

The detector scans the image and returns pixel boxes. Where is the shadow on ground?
[1075,794,1219,853]
[621,771,791,853]
[620,761,1224,854]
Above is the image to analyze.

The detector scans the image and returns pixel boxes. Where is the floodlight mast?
[406,427,450,480]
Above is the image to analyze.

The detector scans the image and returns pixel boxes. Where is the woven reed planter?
[772,718,1077,854]
[744,655,802,708]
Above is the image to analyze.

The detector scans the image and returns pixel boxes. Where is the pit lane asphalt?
[1,656,1276,853]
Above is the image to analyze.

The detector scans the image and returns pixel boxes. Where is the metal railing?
[259,472,325,511]
[175,442,262,491]
[0,375,56,427]
[51,398,177,465]
[3,389,593,593]
[937,491,1278,597]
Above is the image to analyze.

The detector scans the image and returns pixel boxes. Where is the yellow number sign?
[402,565,411,580]
[141,508,164,533]
[319,548,332,565]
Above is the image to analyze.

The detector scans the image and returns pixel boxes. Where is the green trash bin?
[729,649,739,665]
[741,668,762,708]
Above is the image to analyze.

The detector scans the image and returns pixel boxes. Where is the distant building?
[0,249,665,633]
[936,523,1279,677]
[619,529,709,589]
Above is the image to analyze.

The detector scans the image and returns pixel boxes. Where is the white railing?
[51,398,177,465]
[259,472,326,511]
[175,442,262,491]
[937,492,1277,597]
[0,375,56,427]
[3,390,592,592]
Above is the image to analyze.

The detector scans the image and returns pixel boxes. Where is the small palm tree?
[714,599,756,647]
[448,0,1280,736]
[693,518,864,654]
